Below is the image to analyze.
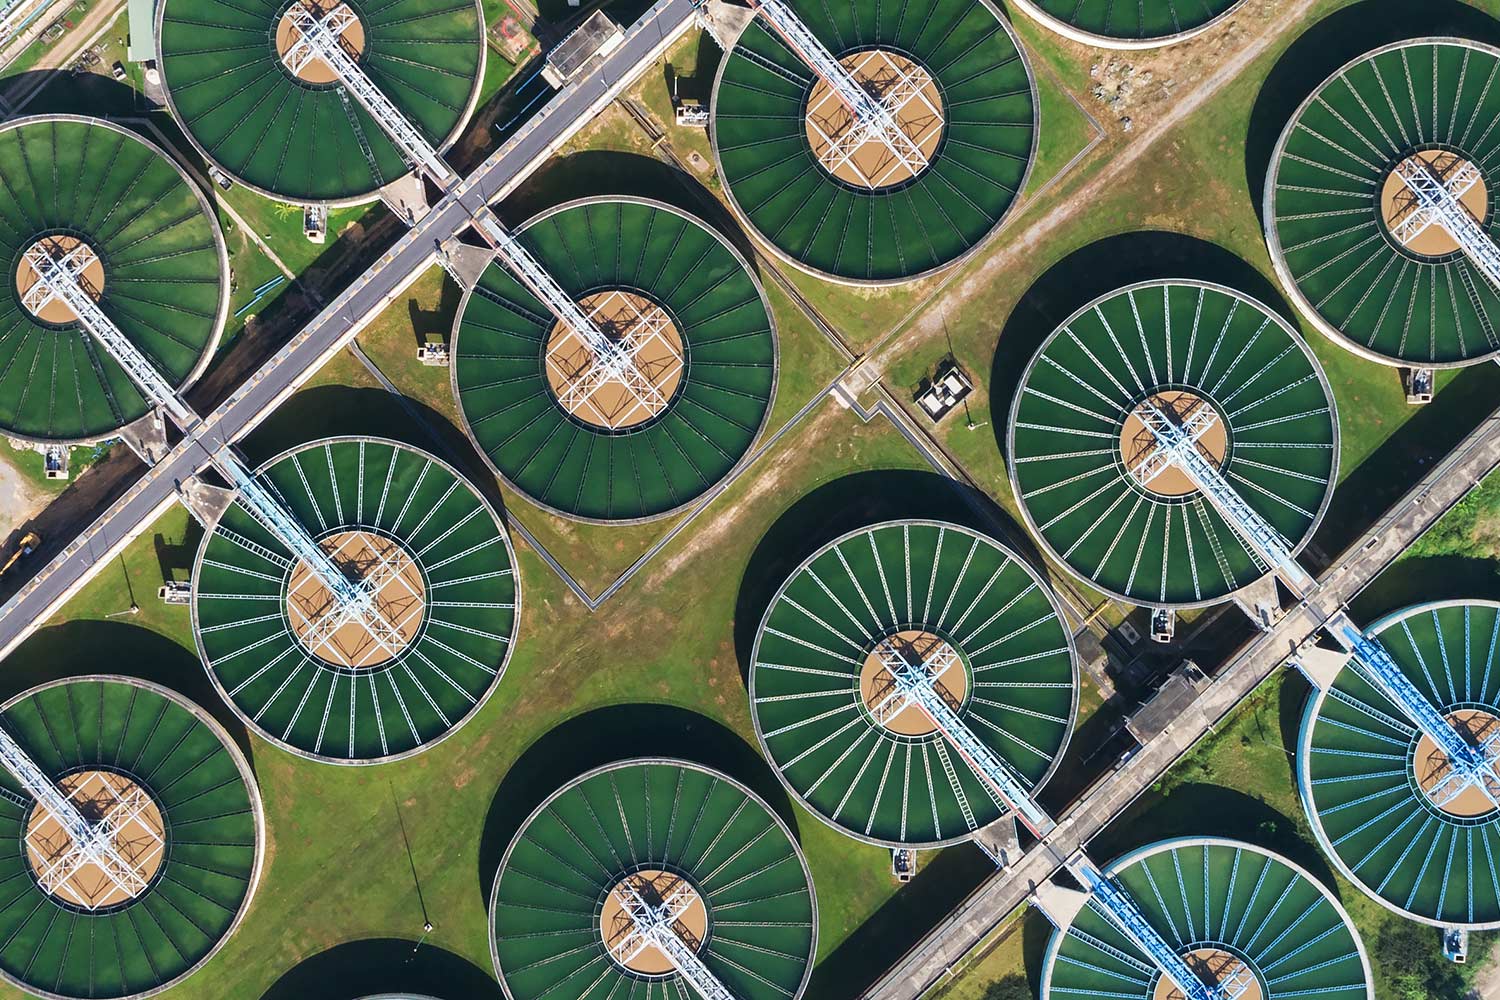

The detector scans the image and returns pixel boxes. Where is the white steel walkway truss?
[25,238,409,660]
[1128,399,1315,595]
[871,634,1056,837]
[745,0,932,180]
[0,724,156,911]
[544,288,683,426]
[804,52,938,189]
[1391,156,1500,292]
[609,878,735,1000]
[1330,612,1500,811]
[1069,855,1253,1000]
[279,2,454,184]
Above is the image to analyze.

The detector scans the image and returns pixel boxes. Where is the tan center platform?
[276,0,367,85]
[286,529,425,669]
[1381,150,1489,256]
[15,236,104,324]
[1151,949,1261,1000]
[25,770,165,910]
[601,870,708,975]
[805,50,944,190]
[860,630,967,736]
[1119,391,1228,498]
[545,290,685,431]
[1414,708,1500,817]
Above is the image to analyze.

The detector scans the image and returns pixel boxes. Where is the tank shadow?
[806,840,994,1000]
[1090,781,1342,900]
[1244,0,1500,229]
[1352,555,1500,623]
[731,468,1040,688]
[257,936,501,1000]
[497,148,764,278]
[987,231,1296,465]
[237,383,510,524]
[0,619,255,768]
[474,703,798,907]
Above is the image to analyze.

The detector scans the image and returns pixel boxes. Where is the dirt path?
[1,0,125,107]
[866,0,1327,374]
[0,453,45,539]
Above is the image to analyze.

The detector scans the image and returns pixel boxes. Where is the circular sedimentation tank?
[0,115,227,443]
[1299,600,1500,928]
[489,758,816,1000]
[1042,838,1372,1000]
[0,676,262,1000]
[1266,38,1500,367]
[1009,0,1247,48]
[156,0,484,204]
[191,435,518,764]
[1008,280,1338,609]
[710,0,1037,284]
[452,197,777,522]
[748,520,1077,847]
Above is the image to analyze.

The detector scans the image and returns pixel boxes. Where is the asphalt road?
[0,0,695,662]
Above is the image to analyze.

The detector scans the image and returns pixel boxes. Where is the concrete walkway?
[861,405,1500,1000]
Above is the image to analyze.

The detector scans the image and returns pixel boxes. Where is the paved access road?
[861,406,1500,1000]
[0,0,695,662]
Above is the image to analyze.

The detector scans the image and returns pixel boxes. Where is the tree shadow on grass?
[1351,555,1500,624]
[988,231,1296,465]
[474,703,797,907]
[1311,363,1500,562]
[731,468,1040,687]
[1245,0,1500,230]
[258,936,501,1000]
[808,840,995,1000]
[237,384,509,524]
[0,619,255,769]
[1091,782,1341,898]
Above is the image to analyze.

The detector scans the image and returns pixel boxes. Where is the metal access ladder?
[610,880,736,1000]
[1069,855,1252,1000]
[869,636,1056,837]
[1129,399,1315,595]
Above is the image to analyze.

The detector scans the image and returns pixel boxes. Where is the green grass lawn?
[0,337,1008,999]
[214,183,373,276]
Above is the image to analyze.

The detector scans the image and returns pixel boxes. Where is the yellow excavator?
[0,532,40,579]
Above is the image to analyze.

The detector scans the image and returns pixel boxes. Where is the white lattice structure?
[804,53,939,188]
[745,0,932,179]
[609,879,735,1000]
[869,634,1056,836]
[1129,398,1315,595]
[547,289,683,427]
[0,725,154,910]
[1391,157,1500,291]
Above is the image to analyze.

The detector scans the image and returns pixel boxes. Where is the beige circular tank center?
[805,50,944,190]
[15,236,104,324]
[601,870,709,975]
[276,0,367,85]
[859,631,967,736]
[1381,150,1490,256]
[545,290,685,431]
[1150,949,1262,1000]
[1119,391,1229,498]
[1414,708,1500,817]
[25,770,165,910]
[286,529,425,669]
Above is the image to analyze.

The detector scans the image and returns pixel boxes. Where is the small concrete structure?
[302,203,327,244]
[915,361,972,421]
[1149,606,1174,643]
[42,445,67,480]
[417,334,449,366]
[1444,926,1468,963]
[674,103,709,127]
[890,847,915,882]
[542,11,624,87]
[1404,366,1435,404]
[157,581,192,605]
[1124,660,1208,745]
